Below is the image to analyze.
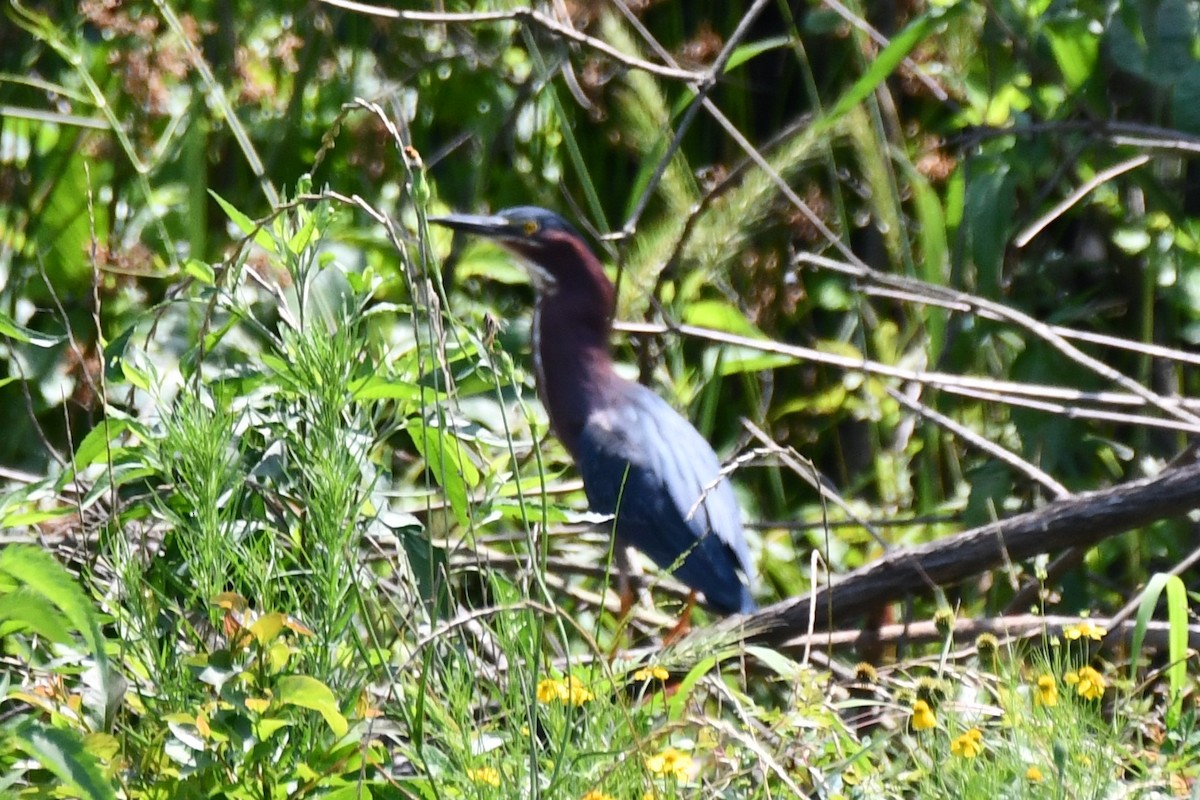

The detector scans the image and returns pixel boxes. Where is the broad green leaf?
[667,654,718,722]
[0,310,66,348]
[1135,573,1197,728]
[1164,574,1189,728]
[0,589,75,643]
[182,259,216,285]
[72,419,130,470]
[1128,571,1188,727]
[276,675,349,737]
[1147,0,1195,83]
[965,161,1015,297]
[744,645,803,680]
[1043,17,1099,91]
[9,720,117,800]
[707,347,795,377]
[683,299,765,338]
[0,505,77,528]
[1172,62,1200,135]
[408,418,480,529]
[247,612,287,647]
[349,375,445,404]
[0,546,116,729]
[451,243,531,285]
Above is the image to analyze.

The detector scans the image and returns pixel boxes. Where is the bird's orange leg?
[662,592,696,646]
[608,546,637,658]
[615,544,636,618]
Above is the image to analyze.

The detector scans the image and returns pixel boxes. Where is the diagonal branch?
[736,458,1200,645]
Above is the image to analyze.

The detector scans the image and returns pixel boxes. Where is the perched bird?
[431,206,756,616]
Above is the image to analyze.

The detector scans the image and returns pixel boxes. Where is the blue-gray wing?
[575,382,755,614]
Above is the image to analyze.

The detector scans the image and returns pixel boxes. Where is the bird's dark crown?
[429,206,584,249]
[430,205,605,296]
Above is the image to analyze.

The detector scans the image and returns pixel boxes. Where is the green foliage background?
[2,0,1200,796]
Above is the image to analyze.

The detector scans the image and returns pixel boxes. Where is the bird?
[430,206,756,617]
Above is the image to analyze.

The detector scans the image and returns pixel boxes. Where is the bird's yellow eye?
[523,219,540,236]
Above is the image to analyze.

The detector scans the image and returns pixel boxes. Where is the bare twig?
[316,0,704,82]
[1015,154,1152,248]
[613,320,1200,433]
[799,252,1200,428]
[884,385,1070,499]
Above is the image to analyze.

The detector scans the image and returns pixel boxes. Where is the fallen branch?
[741,459,1200,645]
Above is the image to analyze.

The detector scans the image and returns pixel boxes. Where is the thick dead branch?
[743,459,1200,645]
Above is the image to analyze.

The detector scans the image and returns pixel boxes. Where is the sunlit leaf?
[276,675,349,737]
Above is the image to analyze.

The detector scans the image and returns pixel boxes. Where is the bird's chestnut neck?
[523,238,622,456]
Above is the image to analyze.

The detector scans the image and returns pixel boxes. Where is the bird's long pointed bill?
[428,212,512,237]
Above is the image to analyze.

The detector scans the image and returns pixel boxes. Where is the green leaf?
[32,147,104,297]
[667,655,717,722]
[1164,574,1189,728]
[722,36,794,74]
[0,310,66,348]
[0,505,78,527]
[451,243,530,285]
[182,259,216,285]
[1043,16,1099,92]
[288,208,319,255]
[1147,0,1196,84]
[408,418,480,529]
[817,9,952,136]
[72,419,130,471]
[210,190,274,251]
[743,645,803,680]
[1172,62,1200,135]
[682,299,766,338]
[1129,572,1189,726]
[275,675,349,737]
[1104,15,1148,82]
[348,376,445,404]
[0,546,117,729]
[904,164,948,359]
[0,588,76,643]
[9,720,117,800]
[965,160,1015,297]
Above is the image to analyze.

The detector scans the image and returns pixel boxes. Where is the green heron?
[431,206,756,616]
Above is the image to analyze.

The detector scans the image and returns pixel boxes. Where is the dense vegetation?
[2,0,1200,796]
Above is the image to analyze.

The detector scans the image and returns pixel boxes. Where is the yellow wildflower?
[1026,766,1044,782]
[564,675,594,706]
[911,699,937,731]
[536,676,593,706]
[581,791,615,800]
[1034,673,1058,707]
[1063,620,1107,641]
[467,766,500,787]
[1064,665,1106,700]
[645,747,693,781]
[633,665,670,682]
[949,727,984,759]
[537,678,566,704]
